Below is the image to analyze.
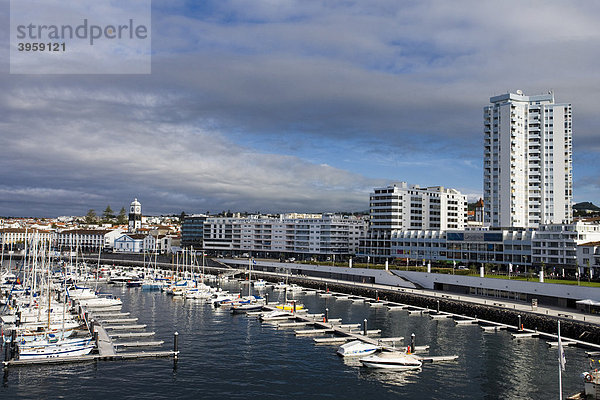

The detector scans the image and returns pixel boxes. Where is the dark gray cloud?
[1,0,600,217]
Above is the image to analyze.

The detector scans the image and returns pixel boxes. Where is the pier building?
[389,229,535,268]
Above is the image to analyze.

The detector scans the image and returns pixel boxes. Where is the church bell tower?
[128,198,142,232]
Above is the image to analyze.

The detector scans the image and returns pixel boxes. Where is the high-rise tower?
[483,90,572,228]
[128,198,142,232]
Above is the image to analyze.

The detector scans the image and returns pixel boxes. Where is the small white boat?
[253,279,267,289]
[260,310,292,321]
[337,340,380,357]
[231,302,264,314]
[581,370,600,398]
[272,282,287,290]
[287,284,304,293]
[184,288,212,299]
[67,286,97,300]
[212,293,239,307]
[78,297,122,308]
[360,351,422,370]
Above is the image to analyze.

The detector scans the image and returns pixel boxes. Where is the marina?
[1,263,600,399]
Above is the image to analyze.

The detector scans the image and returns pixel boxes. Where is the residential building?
[532,221,600,270]
[484,90,572,228]
[203,214,366,259]
[203,217,235,252]
[56,229,110,253]
[577,242,600,278]
[368,182,467,231]
[360,182,467,261]
[0,228,54,250]
[103,228,125,250]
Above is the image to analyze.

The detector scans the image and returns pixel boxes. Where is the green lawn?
[296,260,600,287]
[468,273,600,287]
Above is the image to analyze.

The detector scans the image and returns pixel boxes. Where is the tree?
[117,207,128,224]
[85,209,98,224]
[102,205,115,223]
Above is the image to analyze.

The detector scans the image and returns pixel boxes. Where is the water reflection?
[358,367,421,387]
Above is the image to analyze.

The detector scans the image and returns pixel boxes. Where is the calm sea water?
[1,281,590,399]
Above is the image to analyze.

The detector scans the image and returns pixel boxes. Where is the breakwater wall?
[250,272,600,346]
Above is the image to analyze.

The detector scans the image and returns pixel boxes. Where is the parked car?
[457,265,468,270]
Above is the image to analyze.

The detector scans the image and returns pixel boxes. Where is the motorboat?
[184,288,213,299]
[253,279,267,289]
[359,351,422,370]
[231,303,264,314]
[287,284,304,293]
[337,340,380,357]
[229,296,266,314]
[578,369,600,399]
[126,279,143,288]
[212,293,240,307]
[259,310,293,321]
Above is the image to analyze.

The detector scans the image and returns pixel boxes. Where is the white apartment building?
[577,242,600,277]
[56,229,111,252]
[203,217,235,251]
[360,183,467,260]
[0,228,54,249]
[532,221,600,269]
[484,90,572,228]
[369,182,467,231]
[203,214,366,258]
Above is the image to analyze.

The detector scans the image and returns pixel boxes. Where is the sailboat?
[230,258,264,314]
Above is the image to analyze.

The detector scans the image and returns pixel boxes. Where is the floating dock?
[2,299,178,368]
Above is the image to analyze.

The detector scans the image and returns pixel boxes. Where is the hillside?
[574,202,600,211]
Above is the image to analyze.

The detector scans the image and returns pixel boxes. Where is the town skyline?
[2,2,600,217]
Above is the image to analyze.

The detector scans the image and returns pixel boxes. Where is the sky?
[1,0,600,217]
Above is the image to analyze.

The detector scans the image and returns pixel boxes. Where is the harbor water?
[1,281,591,399]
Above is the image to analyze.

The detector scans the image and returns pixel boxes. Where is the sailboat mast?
[95,242,102,292]
[558,320,563,400]
[248,257,252,297]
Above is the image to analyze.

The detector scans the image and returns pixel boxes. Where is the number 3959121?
[17,42,66,51]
